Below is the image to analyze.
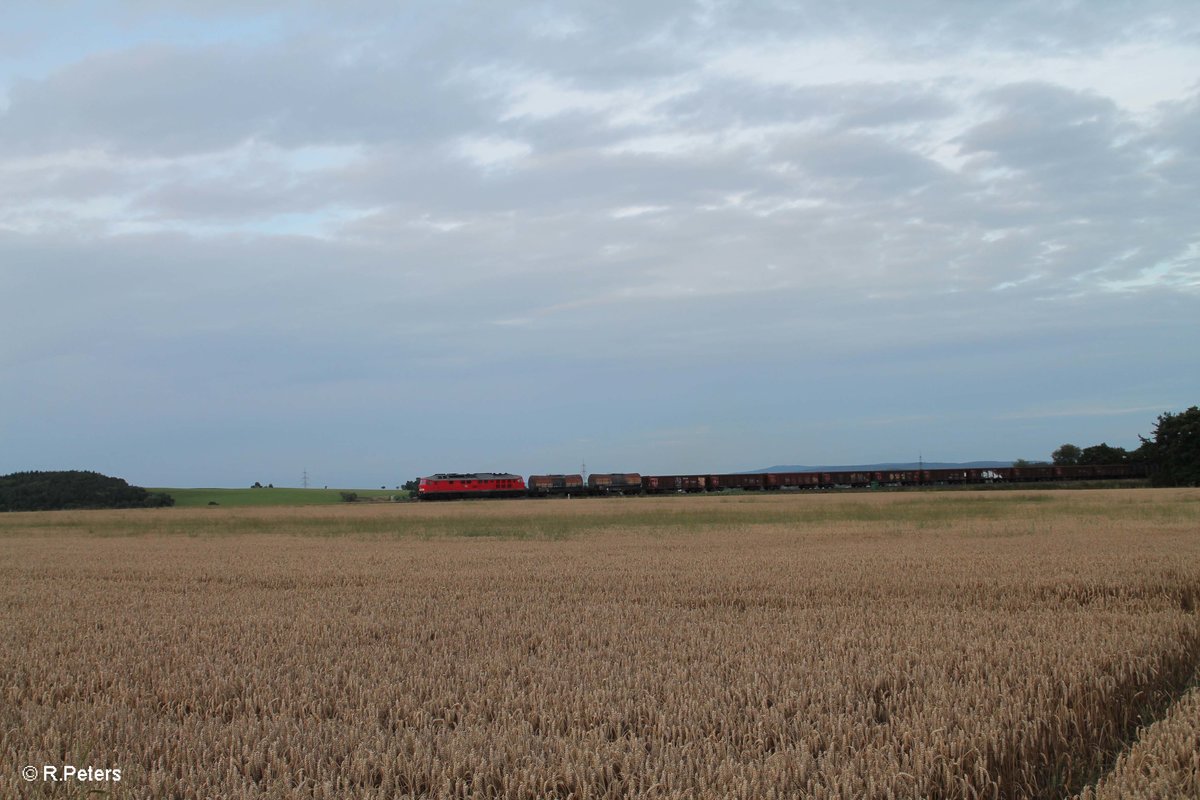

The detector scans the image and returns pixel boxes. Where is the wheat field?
[2,489,1198,799]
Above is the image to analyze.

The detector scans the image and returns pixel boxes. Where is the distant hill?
[747,461,1015,474]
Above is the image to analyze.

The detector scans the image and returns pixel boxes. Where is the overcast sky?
[2,1,1198,488]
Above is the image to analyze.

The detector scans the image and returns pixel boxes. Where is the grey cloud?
[1151,88,1200,187]
[330,143,785,218]
[662,79,957,132]
[0,39,494,157]
[958,83,1132,172]
[0,162,133,204]
[830,0,1198,55]
[835,85,956,129]
[774,130,953,192]
[129,163,329,221]
[945,82,1198,289]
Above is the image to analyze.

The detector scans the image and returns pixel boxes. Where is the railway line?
[416,463,1148,500]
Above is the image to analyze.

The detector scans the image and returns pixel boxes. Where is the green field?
[151,487,408,507]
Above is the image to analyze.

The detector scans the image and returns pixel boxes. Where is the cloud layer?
[2,1,1197,486]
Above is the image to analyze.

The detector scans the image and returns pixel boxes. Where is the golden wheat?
[2,489,1198,799]
[1074,679,1200,800]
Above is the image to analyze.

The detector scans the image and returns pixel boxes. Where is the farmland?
[2,489,1198,799]
[151,487,406,507]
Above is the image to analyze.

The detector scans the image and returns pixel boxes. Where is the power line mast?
[581,460,587,481]
[302,468,309,489]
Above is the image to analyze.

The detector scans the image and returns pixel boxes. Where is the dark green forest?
[0,471,174,512]
[1051,406,1200,487]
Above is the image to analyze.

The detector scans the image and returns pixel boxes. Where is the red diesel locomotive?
[417,473,526,500]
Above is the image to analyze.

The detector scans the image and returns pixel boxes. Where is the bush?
[339,491,358,503]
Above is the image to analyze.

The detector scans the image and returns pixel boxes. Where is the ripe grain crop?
[1075,679,1200,799]
[2,489,1198,799]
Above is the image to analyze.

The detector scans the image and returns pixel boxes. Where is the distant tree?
[1052,444,1082,466]
[1128,440,1156,464]
[251,482,263,489]
[402,479,419,492]
[1077,442,1129,465]
[1140,406,1200,487]
[145,491,175,507]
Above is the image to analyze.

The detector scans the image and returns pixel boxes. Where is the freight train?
[416,463,1147,500]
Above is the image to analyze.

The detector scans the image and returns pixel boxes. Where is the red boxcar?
[417,473,526,500]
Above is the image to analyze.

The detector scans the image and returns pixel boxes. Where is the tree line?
[0,471,174,512]
[1046,406,1199,487]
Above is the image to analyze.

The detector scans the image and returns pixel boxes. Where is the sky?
[1,1,1198,488]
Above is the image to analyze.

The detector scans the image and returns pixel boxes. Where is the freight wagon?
[820,471,875,488]
[708,473,766,491]
[528,474,585,496]
[587,473,642,495]
[765,472,822,489]
[642,474,708,493]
